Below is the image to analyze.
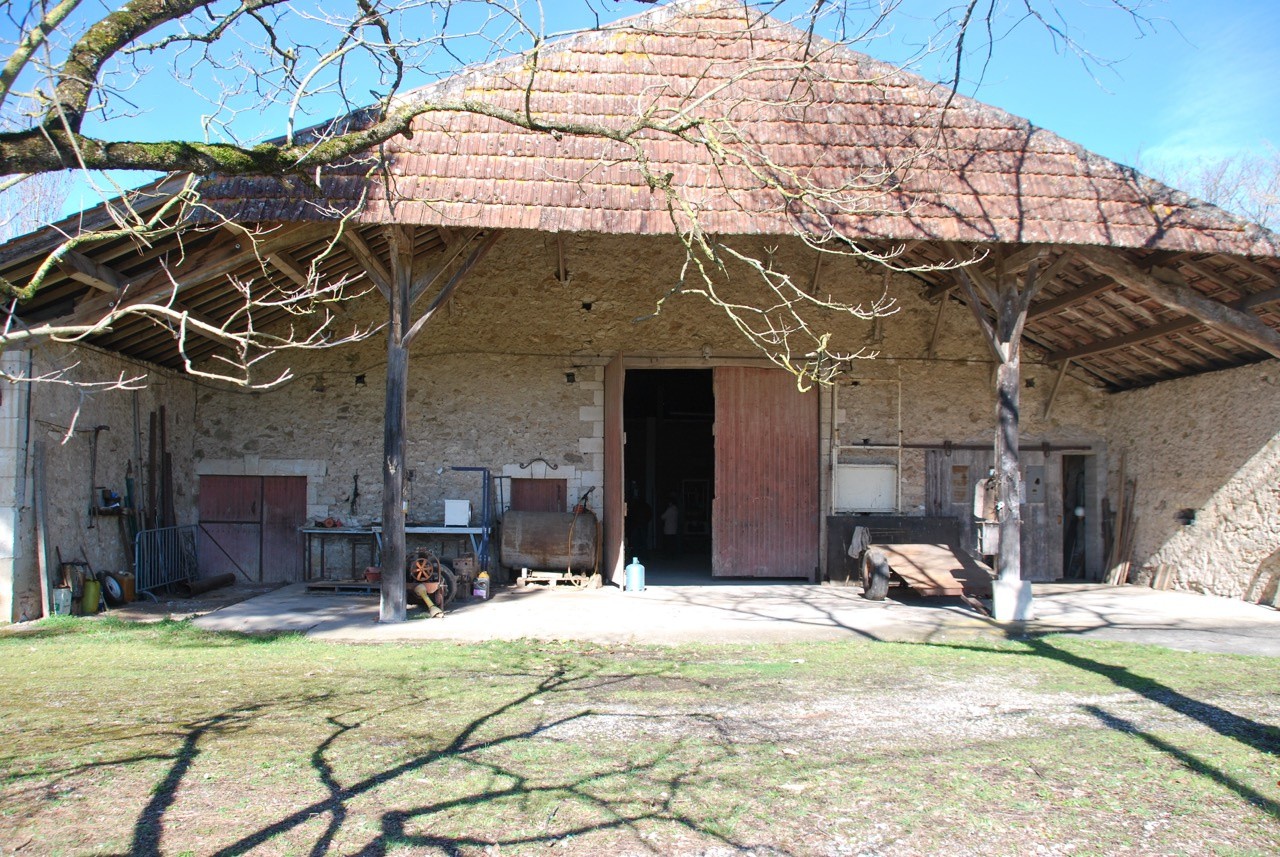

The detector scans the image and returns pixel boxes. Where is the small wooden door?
[510,478,567,512]
[712,367,819,579]
[199,475,306,583]
[925,450,1063,581]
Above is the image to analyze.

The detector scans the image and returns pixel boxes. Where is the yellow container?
[81,579,101,614]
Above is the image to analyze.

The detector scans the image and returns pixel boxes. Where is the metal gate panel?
[712,367,819,578]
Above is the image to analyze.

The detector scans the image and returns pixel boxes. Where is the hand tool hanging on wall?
[147,410,158,530]
[86,425,109,528]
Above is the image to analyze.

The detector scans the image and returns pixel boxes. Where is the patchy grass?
[1,618,1277,856]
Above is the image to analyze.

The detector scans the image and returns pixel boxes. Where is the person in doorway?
[660,493,680,556]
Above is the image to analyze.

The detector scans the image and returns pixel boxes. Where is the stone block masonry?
[1107,361,1280,601]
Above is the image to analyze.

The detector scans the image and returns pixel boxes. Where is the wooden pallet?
[305,579,379,596]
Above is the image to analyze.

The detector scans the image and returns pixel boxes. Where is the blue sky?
[32,0,1278,211]
[897,0,1280,174]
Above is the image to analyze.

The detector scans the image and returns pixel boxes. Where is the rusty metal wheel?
[409,554,438,582]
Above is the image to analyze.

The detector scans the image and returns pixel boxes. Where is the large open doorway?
[624,369,714,582]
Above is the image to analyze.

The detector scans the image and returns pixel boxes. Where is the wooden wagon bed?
[862,543,994,600]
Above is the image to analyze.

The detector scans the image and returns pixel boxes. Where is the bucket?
[52,588,72,616]
[473,572,490,600]
[81,579,101,614]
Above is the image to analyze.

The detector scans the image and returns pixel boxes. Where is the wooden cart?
[861,542,994,607]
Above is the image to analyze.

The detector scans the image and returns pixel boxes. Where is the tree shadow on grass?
[127,659,778,857]
[938,634,1280,820]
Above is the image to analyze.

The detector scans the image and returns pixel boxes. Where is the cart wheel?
[101,573,126,607]
[439,567,458,605]
[862,549,891,601]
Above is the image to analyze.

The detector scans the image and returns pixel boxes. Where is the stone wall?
[1107,361,1280,603]
[4,230,1121,611]
[185,231,1108,576]
[3,343,198,621]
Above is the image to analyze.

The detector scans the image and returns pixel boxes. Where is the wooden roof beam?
[58,222,335,328]
[1076,247,1280,359]
[265,248,312,290]
[1027,273,1119,319]
[57,249,126,292]
[338,228,392,300]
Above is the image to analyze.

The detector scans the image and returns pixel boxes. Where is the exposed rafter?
[1076,247,1280,360]
[338,229,392,300]
[57,249,126,292]
[60,222,335,327]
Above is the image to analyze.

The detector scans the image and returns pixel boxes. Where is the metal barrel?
[500,510,599,573]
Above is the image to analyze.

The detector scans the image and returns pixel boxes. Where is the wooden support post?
[955,253,1051,620]
[927,291,948,359]
[33,441,50,618]
[380,226,413,623]
[1043,360,1071,419]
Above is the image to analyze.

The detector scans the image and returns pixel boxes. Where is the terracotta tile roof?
[200,0,1278,257]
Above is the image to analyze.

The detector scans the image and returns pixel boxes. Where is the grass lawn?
[1,617,1277,856]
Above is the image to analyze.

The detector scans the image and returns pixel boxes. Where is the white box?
[444,499,471,526]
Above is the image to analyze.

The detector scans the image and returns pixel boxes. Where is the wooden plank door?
[925,449,990,558]
[712,367,819,579]
[510,478,567,512]
[199,475,307,583]
[261,476,306,583]
[925,450,1063,580]
[198,475,262,581]
[603,354,626,586]
[1019,450,1063,582]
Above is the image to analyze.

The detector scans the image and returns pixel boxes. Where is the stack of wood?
[1105,470,1137,586]
[1149,564,1175,590]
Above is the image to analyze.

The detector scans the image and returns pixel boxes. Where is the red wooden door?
[604,354,626,586]
[510,478,567,512]
[199,475,262,581]
[262,477,306,583]
[199,475,306,583]
[712,368,819,579]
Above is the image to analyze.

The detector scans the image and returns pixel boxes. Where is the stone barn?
[2,1,1277,622]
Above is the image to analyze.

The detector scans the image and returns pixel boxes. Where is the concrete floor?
[192,577,1280,656]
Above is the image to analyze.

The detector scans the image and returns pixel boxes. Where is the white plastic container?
[444,499,471,527]
[52,588,72,616]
